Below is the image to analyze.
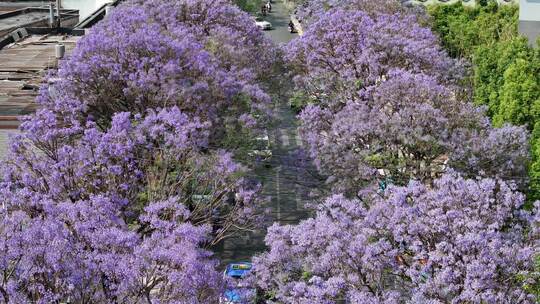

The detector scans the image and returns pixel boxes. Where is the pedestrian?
[261,5,267,16]
[266,1,272,13]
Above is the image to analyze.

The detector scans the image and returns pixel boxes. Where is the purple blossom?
[291,9,529,194]
[40,0,275,143]
[252,173,538,303]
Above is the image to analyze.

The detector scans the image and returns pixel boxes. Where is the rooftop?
[0,5,79,37]
[0,33,80,127]
[0,2,48,13]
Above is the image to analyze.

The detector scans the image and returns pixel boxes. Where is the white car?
[256,20,272,30]
[248,130,272,166]
[252,16,272,30]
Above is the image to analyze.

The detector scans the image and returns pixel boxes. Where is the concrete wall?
[62,0,113,20]
[519,20,540,46]
[519,0,540,46]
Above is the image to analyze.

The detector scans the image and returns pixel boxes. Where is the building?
[519,0,540,46]
[0,31,80,119]
[62,0,114,21]
[0,3,79,37]
[0,0,84,155]
[0,1,123,156]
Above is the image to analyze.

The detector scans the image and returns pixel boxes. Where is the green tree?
[428,1,518,58]
[473,37,534,117]
[529,123,540,202]
[234,0,262,12]
[494,58,540,127]
[429,2,540,204]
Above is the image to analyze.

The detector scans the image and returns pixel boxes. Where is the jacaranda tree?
[428,1,540,204]
[0,0,274,302]
[47,0,275,144]
[0,109,253,302]
[253,2,538,303]
[299,70,529,195]
[288,8,529,195]
[286,9,461,111]
[294,0,414,28]
[252,172,539,303]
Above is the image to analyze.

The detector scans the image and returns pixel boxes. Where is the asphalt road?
[214,0,323,264]
[261,0,298,44]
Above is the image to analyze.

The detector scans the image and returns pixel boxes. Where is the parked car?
[221,262,255,303]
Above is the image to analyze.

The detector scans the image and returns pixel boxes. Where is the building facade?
[61,0,114,21]
[519,0,540,46]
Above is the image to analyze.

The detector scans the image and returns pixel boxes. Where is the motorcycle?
[288,24,297,33]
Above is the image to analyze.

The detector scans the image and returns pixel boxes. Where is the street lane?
[214,0,323,264]
[262,0,297,44]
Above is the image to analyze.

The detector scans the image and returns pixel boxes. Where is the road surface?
[214,0,323,264]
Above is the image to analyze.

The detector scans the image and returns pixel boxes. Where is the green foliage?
[529,123,540,203]
[473,36,537,118]
[494,58,540,127]
[518,254,540,300]
[429,1,540,202]
[428,1,518,58]
[234,0,262,13]
[301,270,312,281]
[289,91,316,113]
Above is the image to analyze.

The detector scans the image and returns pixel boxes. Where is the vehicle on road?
[257,20,272,30]
[221,262,255,303]
[251,16,272,30]
[288,20,296,33]
[248,130,272,167]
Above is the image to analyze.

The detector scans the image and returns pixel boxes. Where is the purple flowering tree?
[136,0,278,81]
[252,172,539,303]
[9,106,263,244]
[45,0,275,144]
[294,0,415,28]
[0,194,224,302]
[286,9,459,108]
[288,9,529,195]
[0,108,263,302]
[0,102,269,301]
[0,1,277,297]
[298,70,530,195]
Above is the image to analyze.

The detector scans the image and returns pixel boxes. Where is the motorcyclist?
[288,20,295,33]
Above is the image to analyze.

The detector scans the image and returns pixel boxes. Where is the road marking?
[280,129,289,146]
[295,129,302,147]
[276,166,281,223]
[295,183,302,211]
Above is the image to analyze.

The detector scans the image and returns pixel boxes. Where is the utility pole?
[49,3,55,28]
[56,0,61,28]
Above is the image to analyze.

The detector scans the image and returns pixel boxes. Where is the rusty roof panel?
[0,34,79,121]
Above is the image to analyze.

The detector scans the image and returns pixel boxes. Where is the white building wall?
[61,0,113,21]
[520,0,540,21]
[519,0,540,46]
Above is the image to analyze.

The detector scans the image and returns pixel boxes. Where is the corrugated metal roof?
[0,34,79,124]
